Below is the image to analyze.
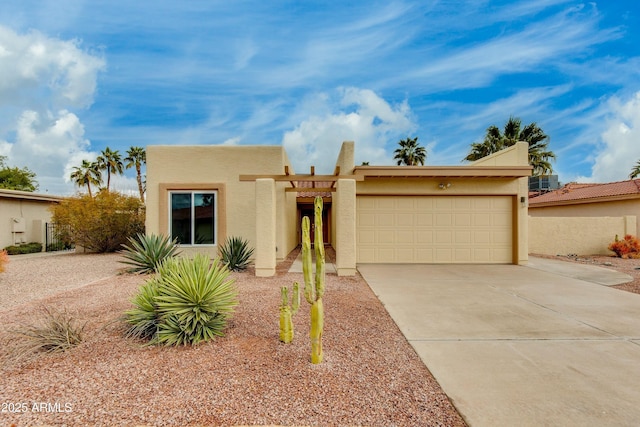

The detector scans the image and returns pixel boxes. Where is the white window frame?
[168,190,218,246]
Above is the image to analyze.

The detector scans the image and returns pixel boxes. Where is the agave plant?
[219,236,255,272]
[119,233,180,274]
[124,278,161,340]
[124,254,238,346]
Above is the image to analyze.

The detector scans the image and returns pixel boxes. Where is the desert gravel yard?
[0,250,465,427]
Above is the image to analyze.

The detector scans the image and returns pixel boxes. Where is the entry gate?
[45,223,74,252]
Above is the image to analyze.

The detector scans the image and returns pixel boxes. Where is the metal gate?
[45,223,74,252]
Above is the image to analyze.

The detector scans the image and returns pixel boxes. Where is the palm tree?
[630,160,640,179]
[393,137,427,166]
[464,117,556,176]
[125,146,146,201]
[96,147,124,192]
[70,160,102,197]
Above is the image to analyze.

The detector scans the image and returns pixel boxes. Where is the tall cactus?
[303,196,325,364]
[279,282,299,343]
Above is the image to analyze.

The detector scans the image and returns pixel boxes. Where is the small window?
[169,191,216,245]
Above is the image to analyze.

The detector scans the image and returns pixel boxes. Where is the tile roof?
[295,180,333,199]
[529,179,640,206]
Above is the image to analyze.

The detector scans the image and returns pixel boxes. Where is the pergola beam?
[239,174,364,182]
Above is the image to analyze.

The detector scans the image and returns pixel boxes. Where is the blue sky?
[0,0,639,194]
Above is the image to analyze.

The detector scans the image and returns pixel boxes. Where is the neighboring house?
[528,179,640,255]
[145,141,531,276]
[0,189,63,250]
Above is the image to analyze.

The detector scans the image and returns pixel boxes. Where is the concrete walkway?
[358,259,640,427]
[288,251,337,274]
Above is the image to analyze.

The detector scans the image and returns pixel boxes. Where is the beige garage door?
[356,196,513,263]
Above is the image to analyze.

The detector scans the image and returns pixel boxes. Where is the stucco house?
[145,141,532,276]
[0,188,63,250]
[528,179,639,255]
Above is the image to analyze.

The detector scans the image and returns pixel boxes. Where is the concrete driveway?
[358,258,640,427]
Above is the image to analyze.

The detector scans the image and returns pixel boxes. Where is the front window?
[170,191,216,245]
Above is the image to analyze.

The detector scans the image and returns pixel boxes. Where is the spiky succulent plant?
[219,236,254,272]
[119,233,180,274]
[124,254,238,346]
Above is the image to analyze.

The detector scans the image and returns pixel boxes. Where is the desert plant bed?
[0,251,465,427]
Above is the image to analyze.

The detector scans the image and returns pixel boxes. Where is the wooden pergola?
[239,165,363,193]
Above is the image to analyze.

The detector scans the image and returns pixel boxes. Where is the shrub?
[124,278,161,341]
[219,236,254,271]
[0,249,8,273]
[124,254,238,346]
[7,306,86,361]
[119,233,181,274]
[4,242,43,255]
[608,234,640,259]
[50,191,145,253]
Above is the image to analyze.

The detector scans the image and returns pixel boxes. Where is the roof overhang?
[0,188,64,203]
[353,165,532,179]
[529,193,640,208]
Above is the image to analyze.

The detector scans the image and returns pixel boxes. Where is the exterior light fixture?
[438,182,451,190]
[520,196,527,207]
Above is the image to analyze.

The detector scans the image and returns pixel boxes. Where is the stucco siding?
[146,145,294,260]
[529,216,637,256]
[0,192,60,250]
[529,199,640,233]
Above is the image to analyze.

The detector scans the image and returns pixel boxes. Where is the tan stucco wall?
[0,193,60,250]
[255,178,276,276]
[334,179,357,276]
[472,141,529,264]
[529,198,640,233]
[146,145,297,261]
[529,216,637,256]
[335,141,355,175]
[471,141,527,167]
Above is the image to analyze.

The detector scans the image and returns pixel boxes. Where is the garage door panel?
[417,230,433,244]
[436,213,452,226]
[455,248,472,262]
[377,213,394,226]
[417,213,433,226]
[454,213,472,226]
[357,196,513,264]
[397,230,414,244]
[455,230,472,244]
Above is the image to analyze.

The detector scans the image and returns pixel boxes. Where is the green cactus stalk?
[303,196,325,364]
[279,286,294,343]
[279,282,300,344]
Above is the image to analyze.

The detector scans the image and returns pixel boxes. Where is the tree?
[393,137,427,166]
[0,156,38,191]
[70,160,102,197]
[125,146,146,201]
[630,159,640,179]
[463,116,556,176]
[96,147,124,192]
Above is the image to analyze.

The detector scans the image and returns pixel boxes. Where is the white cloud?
[577,92,640,183]
[0,25,105,194]
[0,25,105,109]
[5,109,96,194]
[282,88,416,173]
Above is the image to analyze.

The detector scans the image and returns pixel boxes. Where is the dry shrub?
[608,234,640,259]
[3,306,86,363]
[50,191,145,252]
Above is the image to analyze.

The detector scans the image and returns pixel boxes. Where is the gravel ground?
[0,249,465,427]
